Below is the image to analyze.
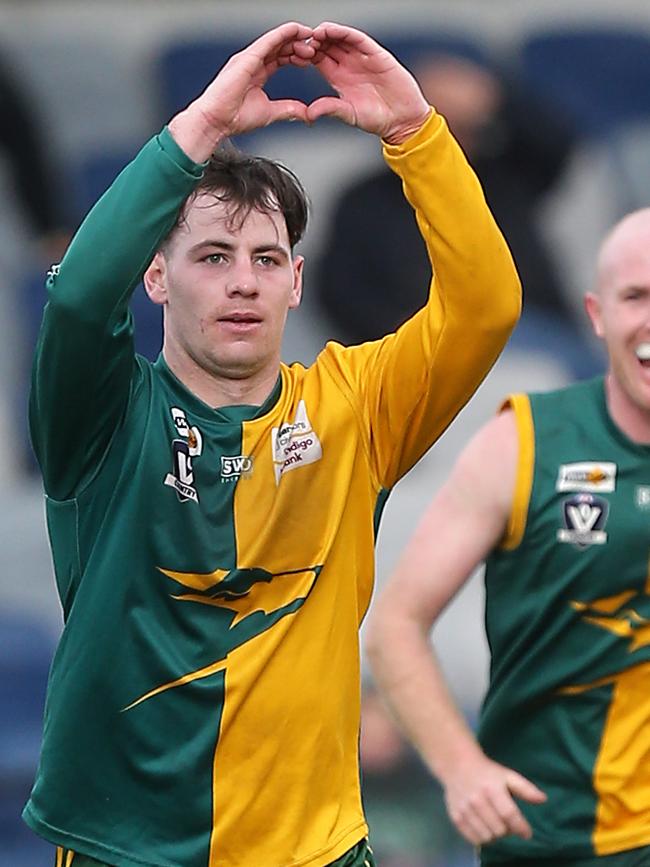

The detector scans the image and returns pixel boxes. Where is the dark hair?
[168,146,309,250]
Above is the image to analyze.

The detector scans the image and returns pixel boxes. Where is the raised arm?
[29,23,315,499]
[307,23,521,488]
[365,410,546,846]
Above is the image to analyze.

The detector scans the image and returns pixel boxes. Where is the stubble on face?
[159,195,303,405]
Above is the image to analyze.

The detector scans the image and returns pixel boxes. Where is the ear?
[288,254,304,310]
[143,251,168,306]
[584,292,604,339]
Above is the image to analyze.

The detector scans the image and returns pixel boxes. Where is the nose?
[226,259,259,298]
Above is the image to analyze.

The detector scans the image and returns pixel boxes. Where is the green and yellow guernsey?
[24,113,519,867]
[480,378,650,864]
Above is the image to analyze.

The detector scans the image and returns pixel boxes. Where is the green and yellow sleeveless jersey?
[480,378,650,863]
[24,113,519,867]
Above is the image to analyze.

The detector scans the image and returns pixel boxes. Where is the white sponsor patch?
[556,462,616,493]
[636,486,650,509]
[221,454,254,482]
[271,400,322,485]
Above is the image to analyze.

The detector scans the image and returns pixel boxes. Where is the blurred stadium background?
[1,1,649,864]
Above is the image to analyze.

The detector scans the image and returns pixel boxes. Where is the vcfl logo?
[557,493,609,548]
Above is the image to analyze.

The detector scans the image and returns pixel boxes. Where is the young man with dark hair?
[26,21,520,867]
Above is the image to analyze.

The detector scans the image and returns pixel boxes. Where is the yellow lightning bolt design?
[161,566,319,628]
[570,569,650,653]
[122,658,229,711]
[158,566,231,592]
[559,564,650,694]
[122,565,320,711]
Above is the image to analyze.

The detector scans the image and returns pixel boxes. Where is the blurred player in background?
[367,208,650,866]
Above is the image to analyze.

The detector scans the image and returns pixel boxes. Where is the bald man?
[366,208,650,867]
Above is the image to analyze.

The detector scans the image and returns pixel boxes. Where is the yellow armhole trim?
[500,393,534,551]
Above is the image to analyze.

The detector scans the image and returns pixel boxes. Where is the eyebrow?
[188,239,290,258]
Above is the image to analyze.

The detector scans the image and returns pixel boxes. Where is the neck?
[162,345,280,409]
[605,373,650,444]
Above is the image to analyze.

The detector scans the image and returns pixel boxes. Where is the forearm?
[30,129,203,497]
[365,112,521,482]
[49,128,203,324]
[383,110,521,337]
[366,610,485,786]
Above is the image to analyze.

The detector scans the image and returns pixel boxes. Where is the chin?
[211,353,263,379]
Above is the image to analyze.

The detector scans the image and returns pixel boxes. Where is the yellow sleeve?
[499,393,535,551]
[320,110,521,491]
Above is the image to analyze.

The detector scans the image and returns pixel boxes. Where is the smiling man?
[24,20,520,867]
[366,208,650,867]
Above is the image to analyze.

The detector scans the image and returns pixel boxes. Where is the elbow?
[479,269,522,351]
[495,268,522,337]
[364,602,394,670]
[364,599,416,669]
[364,613,383,667]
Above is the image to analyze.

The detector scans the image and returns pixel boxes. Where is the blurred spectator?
[0,51,72,477]
[314,52,577,344]
[0,52,71,261]
[360,681,473,867]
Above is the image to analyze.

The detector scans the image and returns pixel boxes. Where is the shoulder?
[448,408,519,515]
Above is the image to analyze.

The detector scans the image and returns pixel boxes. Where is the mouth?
[635,342,650,369]
[217,312,263,333]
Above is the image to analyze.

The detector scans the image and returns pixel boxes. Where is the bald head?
[596,208,650,296]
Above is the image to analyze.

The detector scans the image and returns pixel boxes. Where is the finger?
[489,791,534,840]
[506,770,547,804]
[291,38,318,61]
[313,43,350,66]
[312,21,371,50]
[471,798,509,840]
[455,809,497,846]
[265,98,309,125]
[306,96,355,125]
[311,52,341,80]
[280,55,313,69]
[248,21,313,59]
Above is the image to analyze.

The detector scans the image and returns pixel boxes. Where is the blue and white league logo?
[557,493,609,549]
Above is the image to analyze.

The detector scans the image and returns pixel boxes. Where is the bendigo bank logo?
[271,400,322,485]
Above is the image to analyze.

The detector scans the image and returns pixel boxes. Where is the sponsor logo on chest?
[556,461,617,493]
[635,486,650,510]
[271,400,322,485]
[220,454,254,482]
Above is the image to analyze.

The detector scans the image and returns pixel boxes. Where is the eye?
[204,252,226,265]
[255,254,279,267]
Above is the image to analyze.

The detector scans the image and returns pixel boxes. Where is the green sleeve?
[29,128,205,500]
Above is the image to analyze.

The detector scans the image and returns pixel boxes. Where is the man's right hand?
[168,22,316,162]
[443,753,547,846]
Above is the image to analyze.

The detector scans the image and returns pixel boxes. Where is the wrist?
[429,739,487,786]
[168,106,229,163]
[382,106,434,146]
